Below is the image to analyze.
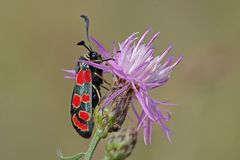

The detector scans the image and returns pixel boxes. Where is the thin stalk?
[84,129,102,160]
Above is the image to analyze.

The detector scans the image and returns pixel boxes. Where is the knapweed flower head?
[81,29,183,144]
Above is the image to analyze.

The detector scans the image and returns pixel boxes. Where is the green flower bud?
[94,83,133,137]
[104,128,138,160]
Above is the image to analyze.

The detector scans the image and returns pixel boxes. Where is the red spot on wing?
[84,69,91,83]
[72,94,81,108]
[82,94,90,103]
[79,111,90,121]
[72,115,89,131]
[76,70,84,85]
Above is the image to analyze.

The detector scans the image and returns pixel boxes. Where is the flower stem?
[84,129,102,160]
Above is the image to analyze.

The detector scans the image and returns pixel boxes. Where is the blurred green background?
[1,0,239,160]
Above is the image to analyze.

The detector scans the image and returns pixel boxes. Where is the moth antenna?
[77,41,91,52]
[80,15,92,50]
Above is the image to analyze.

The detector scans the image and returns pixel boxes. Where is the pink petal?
[147,32,160,47]
[100,83,130,108]
[78,60,111,72]
[135,29,151,50]
[91,37,111,59]
[159,45,173,61]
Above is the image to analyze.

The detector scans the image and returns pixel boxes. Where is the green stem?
[84,129,102,160]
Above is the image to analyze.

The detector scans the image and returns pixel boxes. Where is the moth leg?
[100,85,109,91]
[92,58,115,63]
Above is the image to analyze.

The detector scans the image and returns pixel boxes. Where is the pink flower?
[67,29,182,144]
